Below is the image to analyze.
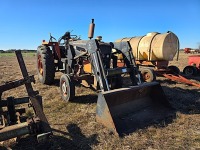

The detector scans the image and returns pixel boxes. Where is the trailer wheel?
[141,68,156,82]
[167,65,180,74]
[60,74,75,102]
[183,66,197,75]
[36,45,55,84]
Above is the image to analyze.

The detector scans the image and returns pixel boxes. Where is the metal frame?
[134,60,200,88]
[0,50,52,142]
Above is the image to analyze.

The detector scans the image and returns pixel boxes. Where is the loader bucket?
[96,82,174,136]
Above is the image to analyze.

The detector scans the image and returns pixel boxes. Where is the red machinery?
[137,61,200,88]
[184,48,191,54]
[183,55,200,75]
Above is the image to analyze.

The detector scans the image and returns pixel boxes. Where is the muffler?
[96,82,174,136]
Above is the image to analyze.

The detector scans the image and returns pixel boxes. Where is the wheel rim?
[37,54,43,75]
[61,80,68,97]
[143,72,150,81]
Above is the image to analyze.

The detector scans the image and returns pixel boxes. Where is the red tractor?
[183,55,200,75]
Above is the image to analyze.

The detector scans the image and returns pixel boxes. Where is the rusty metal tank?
[116,31,179,61]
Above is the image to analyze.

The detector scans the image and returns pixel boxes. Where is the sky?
[0,0,199,50]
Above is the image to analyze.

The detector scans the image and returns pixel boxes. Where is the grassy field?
[0,51,200,149]
[0,52,36,57]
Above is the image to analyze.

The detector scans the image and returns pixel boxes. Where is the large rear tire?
[36,45,55,84]
[60,74,75,102]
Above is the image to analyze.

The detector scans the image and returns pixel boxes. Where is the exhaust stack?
[88,19,95,39]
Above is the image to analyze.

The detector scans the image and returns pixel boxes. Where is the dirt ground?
[0,51,200,150]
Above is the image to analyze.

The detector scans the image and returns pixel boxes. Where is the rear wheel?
[183,66,198,75]
[60,74,75,102]
[167,65,180,74]
[36,45,55,84]
[140,68,156,82]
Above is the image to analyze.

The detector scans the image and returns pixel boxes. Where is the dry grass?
[0,51,200,149]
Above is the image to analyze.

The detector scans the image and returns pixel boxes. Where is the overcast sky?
[0,0,199,50]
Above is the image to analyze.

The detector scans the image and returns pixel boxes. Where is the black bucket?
[96,82,174,136]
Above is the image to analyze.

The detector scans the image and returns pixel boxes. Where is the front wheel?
[60,74,75,102]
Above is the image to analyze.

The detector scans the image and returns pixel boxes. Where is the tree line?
[0,49,36,53]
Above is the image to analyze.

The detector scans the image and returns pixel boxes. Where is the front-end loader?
[36,19,174,136]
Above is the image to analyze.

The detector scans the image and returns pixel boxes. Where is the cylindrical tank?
[116,31,179,61]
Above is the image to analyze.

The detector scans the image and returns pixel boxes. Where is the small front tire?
[60,74,75,102]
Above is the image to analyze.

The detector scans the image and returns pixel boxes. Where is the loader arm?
[111,41,142,85]
[69,39,110,91]
[68,40,142,90]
